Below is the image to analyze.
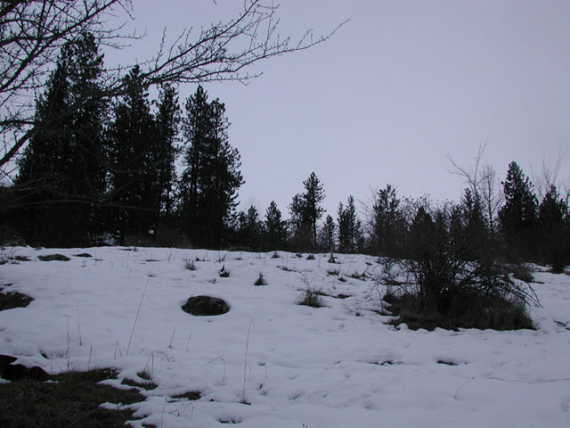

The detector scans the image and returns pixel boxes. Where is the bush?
[298,289,325,308]
[184,258,197,271]
[218,265,230,278]
[385,283,534,331]
[391,206,538,331]
[510,263,534,283]
[254,273,267,286]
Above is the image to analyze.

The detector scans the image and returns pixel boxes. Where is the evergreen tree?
[154,84,180,219]
[461,188,488,260]
[288,193,311,250]
[319,214,336,252]
[264,201,287,250]
[236,205,264,250]
[498,161,538,260]
[17,32,106,246]
[108,66,158,242]
[537,185,569,272]
[287,172,325,250]
[371,184,405,257]
[179,85,244,248]
[337,195,361,253]
[302,172,325,249]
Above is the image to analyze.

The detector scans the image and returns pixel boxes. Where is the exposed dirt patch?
[182,296,230,316]
[171,390,202,400]
[0,291,33,311]
[38,254,70,262]
[0,368,152,428]
[121,377,157,390]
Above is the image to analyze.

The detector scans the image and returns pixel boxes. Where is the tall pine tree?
[498,161,538,260]
[371,184,405,257]
[154,84,180,220]
[337,195,361,253]
[265,201,287,250]
[17,32,106,246]
[108,66,158,242]
[537,185,569,272]
[179,86,243,248]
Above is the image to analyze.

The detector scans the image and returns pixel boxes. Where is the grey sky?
[108,0,570,217]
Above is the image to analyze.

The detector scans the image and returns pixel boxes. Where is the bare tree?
[530,151,567,201]
[448,144,501,232]
[0,0,344,174]
[480,164,501,233]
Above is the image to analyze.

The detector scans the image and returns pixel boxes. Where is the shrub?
[392,207,538,331]
[219,265,230,278]
[184,258,197,271]
[510,263,534,283]
[298,289,325,308]
[254,273,267,286]
[306,254,316,260]
[327,253,337,264]
[271,252,280,259]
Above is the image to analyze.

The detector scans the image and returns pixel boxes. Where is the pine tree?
[179,85,244,248]
[265,201,287,250]
[108,66,158,242]
[498,161,538,260]
[302,172,325,249]
[371,184,405,257]
[288,193,311,250]
[337,195,361,253]
[320,214,336,252]
[236,205,264,250]
[461,188,488,260]
[17,32,106,246]
[537,185,569,272]
[154,84,180,219]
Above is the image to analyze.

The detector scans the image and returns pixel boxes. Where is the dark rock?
[182,296,230,316]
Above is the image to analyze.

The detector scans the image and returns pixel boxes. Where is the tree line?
[0,33,568,274]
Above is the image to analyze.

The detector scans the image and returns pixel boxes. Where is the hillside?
[1,247,569,427]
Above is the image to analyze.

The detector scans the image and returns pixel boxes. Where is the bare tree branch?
[0,0,345,172]
[447,144,502,232]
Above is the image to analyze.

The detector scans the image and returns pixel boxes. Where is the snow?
[1,246,569,427]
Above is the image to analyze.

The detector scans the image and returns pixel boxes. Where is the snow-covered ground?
[1,246,569,428]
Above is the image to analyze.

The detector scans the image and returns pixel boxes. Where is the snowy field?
[1,246,570,428]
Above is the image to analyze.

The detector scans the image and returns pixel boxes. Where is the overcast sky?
[108,0,570,217]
